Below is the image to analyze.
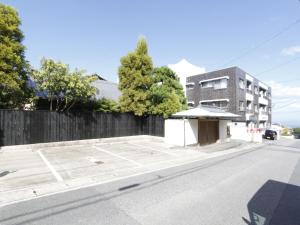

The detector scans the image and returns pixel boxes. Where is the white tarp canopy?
[173,107,240,118]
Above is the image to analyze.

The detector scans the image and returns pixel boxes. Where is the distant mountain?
[275,120,300,128]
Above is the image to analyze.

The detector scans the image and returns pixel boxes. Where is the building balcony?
[259,113,268,121]
[258,97,268,105]
[246,92,253,101]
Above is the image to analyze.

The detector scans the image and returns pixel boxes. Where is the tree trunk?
[67,101,76,111]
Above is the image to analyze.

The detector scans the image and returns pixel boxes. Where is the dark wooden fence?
[0,110,164,146]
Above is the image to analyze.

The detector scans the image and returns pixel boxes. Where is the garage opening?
[198,120,219,146]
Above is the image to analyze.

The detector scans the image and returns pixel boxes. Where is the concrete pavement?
[1,138,299,225]
[0,136,255,206]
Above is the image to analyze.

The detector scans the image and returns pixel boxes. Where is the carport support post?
[183,117,186,147]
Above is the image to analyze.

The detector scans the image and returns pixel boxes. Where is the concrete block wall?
[164,119,198,146]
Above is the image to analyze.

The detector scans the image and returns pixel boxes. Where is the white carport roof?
[173,106,240,119]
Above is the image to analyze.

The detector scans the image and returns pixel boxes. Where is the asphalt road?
[1,138,300,225]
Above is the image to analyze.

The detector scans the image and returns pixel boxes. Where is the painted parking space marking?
[93,146,143,167]
[130,142,178,157]
[37,150,64,182]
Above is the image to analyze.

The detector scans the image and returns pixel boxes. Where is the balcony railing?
[259,111,268,115]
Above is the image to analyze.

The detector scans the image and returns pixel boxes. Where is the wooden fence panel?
[0,110,164,146]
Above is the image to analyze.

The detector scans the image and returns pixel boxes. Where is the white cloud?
[268,80,300,125]
[269,80,300,98]
[281,46,300,56]
[268,80,300,112]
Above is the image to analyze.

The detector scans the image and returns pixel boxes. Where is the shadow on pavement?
[243,180,300,225]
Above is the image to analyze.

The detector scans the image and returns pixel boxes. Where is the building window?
[200,77,228,89]
[239,79,245,89]
[214,79,228,89]
[246,80,252,92]
[186,82,195,90]
[259,104,266,113]
[239,101,245,111]
[200,100,229,110]
[246,101,252,110]
[259,87,267,97]
[201,81,213,88]
[187,101,195,107]
[268,107,271,114]
[254,86,258,95]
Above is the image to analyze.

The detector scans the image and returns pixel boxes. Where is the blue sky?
[2,0,300,125]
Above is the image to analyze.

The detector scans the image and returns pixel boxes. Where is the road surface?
[1,138,300,225]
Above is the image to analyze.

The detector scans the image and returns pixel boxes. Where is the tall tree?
[150,66,187,118]
[32,58,97,111]
[0,4,32,108]
[118,38,153,116]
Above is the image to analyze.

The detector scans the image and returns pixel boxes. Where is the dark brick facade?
[186,67,272,127]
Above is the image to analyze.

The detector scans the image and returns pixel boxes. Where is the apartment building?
[186,67,272,128]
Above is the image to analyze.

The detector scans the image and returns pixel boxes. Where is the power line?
[217,18,300,68]
[272,100,300,112]
[256,56,300,76]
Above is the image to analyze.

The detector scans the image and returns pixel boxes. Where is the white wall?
[219,120,230,142]
[229,122,262,143]
[164,119,198,146]
[185,119,198,145]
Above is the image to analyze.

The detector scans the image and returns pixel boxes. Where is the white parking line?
[93,146,143,167]
[130,143,178,157]
[37,150,64,182]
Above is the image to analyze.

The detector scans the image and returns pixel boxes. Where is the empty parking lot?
[0,136,251,205]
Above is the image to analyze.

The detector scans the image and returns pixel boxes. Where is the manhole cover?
[94,161,104,165]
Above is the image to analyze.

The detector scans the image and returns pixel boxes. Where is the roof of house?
[93,80,121,101]
[172,106,240,119]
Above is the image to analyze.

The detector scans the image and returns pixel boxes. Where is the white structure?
[164,107,240,146]
[229,123,263,143]
[168,59,205,95]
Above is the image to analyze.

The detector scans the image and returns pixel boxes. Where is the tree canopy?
[32,58,97,111]
[118,38,153,116]
[0,4,32,108]
[94,98,120,113]
[150,66,187,117]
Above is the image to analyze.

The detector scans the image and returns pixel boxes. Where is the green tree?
[118,38,153,116]
[149,66,187,118]
[0,4,32,108]
[294,128,300,134]
[94,98,120,112]
[32,58,97,111]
